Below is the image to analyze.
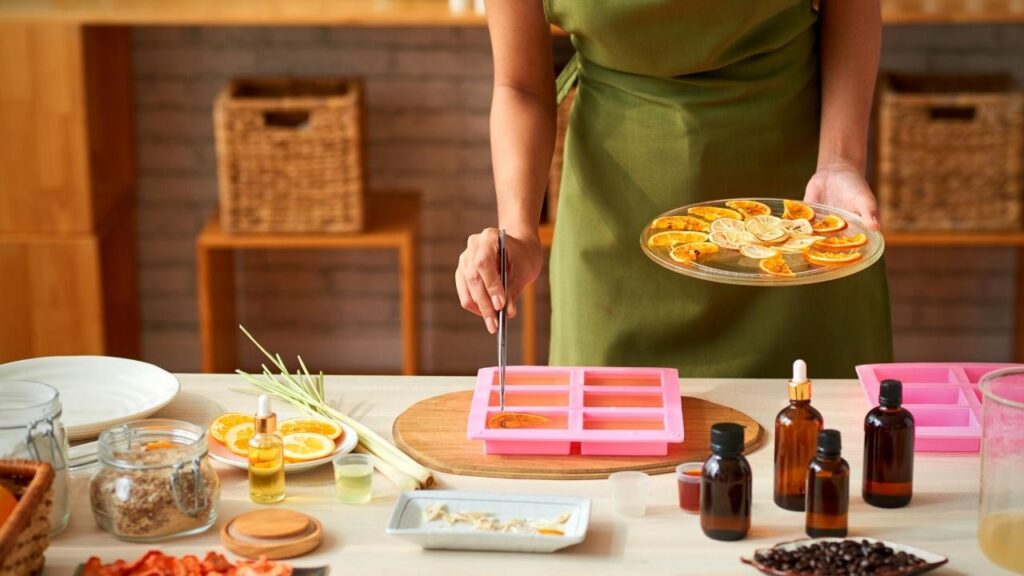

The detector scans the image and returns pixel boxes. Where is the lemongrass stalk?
[355,445,419,492]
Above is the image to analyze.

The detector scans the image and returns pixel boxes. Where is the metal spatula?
[498,229,508,411]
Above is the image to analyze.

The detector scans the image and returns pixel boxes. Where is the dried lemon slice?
[778,235,824,253]
[710,218,747,233]
[670,241,719,263]
[651,215,711,232]
[778,218,813,235]
[708,230,757,250]
[646,230,708,248]
[745,216,788,244]
[740,244,779,259]
[725,200,772,218]
[759,254,795,277]
[688,206,743,221]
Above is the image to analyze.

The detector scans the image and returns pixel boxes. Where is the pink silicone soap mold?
[856,362,1021,452]
[467,366,685,456]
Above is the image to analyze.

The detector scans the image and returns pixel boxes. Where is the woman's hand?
[803,159,881,230]
[456,228,544,334]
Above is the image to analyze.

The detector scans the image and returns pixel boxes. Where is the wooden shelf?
[885,230,1024,247]
[2,0,1022,25]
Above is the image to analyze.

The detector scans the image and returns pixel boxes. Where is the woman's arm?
[804,0,883,229]
[456,0,554,334]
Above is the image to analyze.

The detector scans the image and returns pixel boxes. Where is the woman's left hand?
[803,159,881,230]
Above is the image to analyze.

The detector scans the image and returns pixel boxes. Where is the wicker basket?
[0,460,54,576]
[214,77,366,233]
[876,73,1024,231]
[547,86,577,223]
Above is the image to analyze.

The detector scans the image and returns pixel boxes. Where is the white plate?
[0,356,180,441]
[387,490,590,553]
[207,421,358,474]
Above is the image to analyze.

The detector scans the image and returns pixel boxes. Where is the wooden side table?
[196,192,419,375]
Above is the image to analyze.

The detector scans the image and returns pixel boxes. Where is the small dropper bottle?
[248,394,285,504]
[774,359,824,511]
[806,429,850,537]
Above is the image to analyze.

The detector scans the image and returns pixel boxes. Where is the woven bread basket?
[0,460,54,576]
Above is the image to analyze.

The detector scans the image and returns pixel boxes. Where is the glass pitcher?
[0,379,71,535]
[978,367,1024,574]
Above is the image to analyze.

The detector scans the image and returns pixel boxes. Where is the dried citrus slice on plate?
[488,413,550,429]
[709,230,758,250]
[812,214,848,234]
[651,215,710,232]
[816,233,867,251]
[711,218,747,233]
[210,412,252,443]
[726,200,771,218]
[282,432,336,462]
[740,244,779,259]
[759,254,795,277]
[745,216,788,243]
[224,422,256,456]
[783,199,815,221]
[670,242,719,263]
[646,230,709,248]
[804,249,863,266]
[279,417,343,440]
[688,206,743,221]
[778,218,813,235]
[777,235,824,253]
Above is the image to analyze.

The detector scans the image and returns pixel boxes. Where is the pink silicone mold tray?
[856,362,1021,452]
[466,366,684,456]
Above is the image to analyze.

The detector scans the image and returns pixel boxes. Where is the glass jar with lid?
[90,419,220,542]
[0,379,70,535]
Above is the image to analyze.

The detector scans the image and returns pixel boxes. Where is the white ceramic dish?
[386,490,590,553]
[0,356,180,441]
[207,422,357,474]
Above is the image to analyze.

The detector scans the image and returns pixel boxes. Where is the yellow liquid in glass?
[979,511,1024,574]
[335,463,373,504]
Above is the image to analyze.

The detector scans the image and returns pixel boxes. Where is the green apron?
[545,0,893,378]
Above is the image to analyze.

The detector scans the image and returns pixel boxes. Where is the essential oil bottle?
[701,422,752,541]
[248,394,285,504]
[863,379,915,508]
[806,429,849,537]
[774,359,824,511]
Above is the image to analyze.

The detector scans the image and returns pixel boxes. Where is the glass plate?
[640,198,885,287]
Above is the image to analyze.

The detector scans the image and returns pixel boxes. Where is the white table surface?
[44,374,1010,575]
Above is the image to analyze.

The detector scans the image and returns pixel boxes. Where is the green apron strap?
[555,51,581,105]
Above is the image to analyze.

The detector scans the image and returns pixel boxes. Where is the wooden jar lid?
[221,509,323,560]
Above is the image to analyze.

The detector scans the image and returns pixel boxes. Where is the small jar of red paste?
[676,462,702,513]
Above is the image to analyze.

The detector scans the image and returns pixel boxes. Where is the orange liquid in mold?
[584,375,662,387]
[490,373,570,386]
[583,393,664,408]
[488,391,569,407]
[487,412,569,430]
[583,418,665,431]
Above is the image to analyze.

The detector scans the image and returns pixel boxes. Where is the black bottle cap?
[709,422,745,457]
[817,429,842,456]
[880,379,903,408]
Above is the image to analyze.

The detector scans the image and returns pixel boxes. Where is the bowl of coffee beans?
[741,537,947,575]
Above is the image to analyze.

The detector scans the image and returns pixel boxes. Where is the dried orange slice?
[688,206,743,221]
[759,254,795,277]
[778,218,813,235]
[740,244,779,259]
[669,242,719,263]
[708,230,758,250]
[783,199,815,221]
[488,413,550,429]
[279,417,343,440]
[804,249,863,266]
[651,215,710,232]
[710,217,747,233]
[812,214,847,234]
[646,230,708,248]
[816,233,867,251]
[210,412,252,443]
[726,200,771,218]
[224,422,256,456]
[282,432,336,461]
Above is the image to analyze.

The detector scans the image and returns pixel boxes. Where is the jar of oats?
[90,419,219,542]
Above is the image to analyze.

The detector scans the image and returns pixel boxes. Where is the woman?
[455,0,892,378]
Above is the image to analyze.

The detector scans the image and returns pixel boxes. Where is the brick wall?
[132,24,1022,374]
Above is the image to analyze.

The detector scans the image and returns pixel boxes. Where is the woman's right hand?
[456,228,544,334]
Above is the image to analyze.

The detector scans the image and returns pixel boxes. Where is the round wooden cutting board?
[392,390,765,480]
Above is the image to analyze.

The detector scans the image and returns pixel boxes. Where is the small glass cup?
[676,462,702,514]
[978,368,1024,573]
[333,453,373,504]
[608,471,651,517]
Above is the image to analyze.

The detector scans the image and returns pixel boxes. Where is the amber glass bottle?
[863,379,915,508]
[701,422,752,541]
[774,359,823,511]
[806,429,849,537]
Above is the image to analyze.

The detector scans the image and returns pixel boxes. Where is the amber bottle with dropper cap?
[774,359,823,511]
[248,394,285,504]
[863,379,915,508]
[701,422,752,541]
[806,429,849,537]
